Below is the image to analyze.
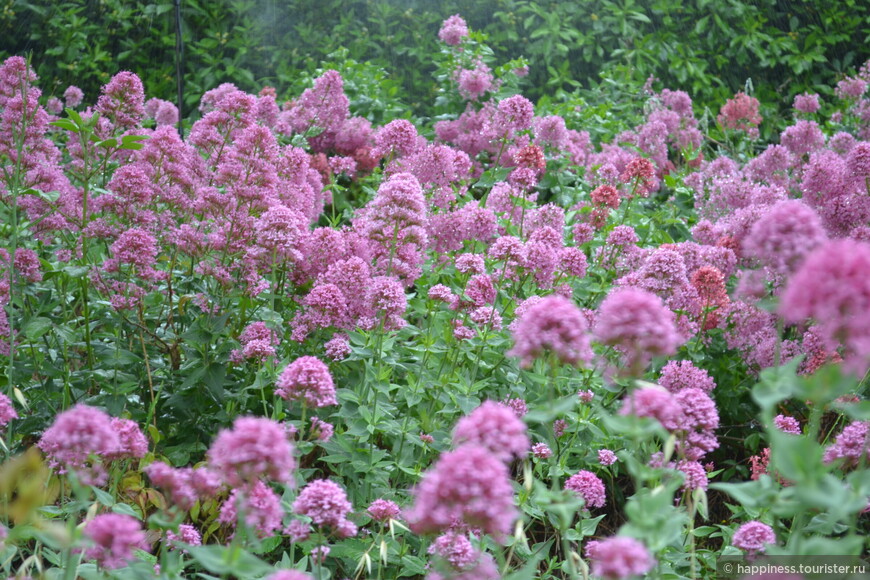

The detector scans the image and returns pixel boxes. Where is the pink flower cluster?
[38,405,147,486]
[406,444,517,538]
[275,356,337,408]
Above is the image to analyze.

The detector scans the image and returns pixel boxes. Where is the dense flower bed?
[0,14,869,580]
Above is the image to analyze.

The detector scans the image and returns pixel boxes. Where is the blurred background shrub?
[3,0,868,118]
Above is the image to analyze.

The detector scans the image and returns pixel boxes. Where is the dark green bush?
[3,0,869,118]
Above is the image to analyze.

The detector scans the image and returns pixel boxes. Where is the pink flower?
[373,119,419,159]
[406,444,517,538]
[219,479,284,538]
[108,418,148,460]
[324,333,351,361]
[532,443,553,459]
[438,14,469,45]
[275,356,337,408]
[658,360,716,394]
[578,389,595,403]
[743,200,827,274]
[620,386,681,431]
[598,449,618,466]
[823,421,870,467]
[674,388,719,460]
[677,460,708,491]
[166,524,202,550]
[0,393,17,428]
[37,405,121,486]
[82,514,148,569]
[266,571,313,580]
[63,85,84,108]
[502,398,528,418]
[495,95,534,133]
[108,228,159,270]
[793,92,820,114]
[456,63,494,102]
[588,536,655,579]
[207,417,296,487]
[564,470,606,509]
[774,415,801,435]
[732,521,776,554]
[780,240,870,375]
[368,499,401,522]
[453,400,530,462]
[292,479,356,535]
[310,417,334,442]
[508,295,594,368]
[594,287,682,374]
[96,71,145,129]
[717,91,762,137]
[428,531,479,570]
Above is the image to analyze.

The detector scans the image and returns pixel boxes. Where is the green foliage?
[3,0,869,119]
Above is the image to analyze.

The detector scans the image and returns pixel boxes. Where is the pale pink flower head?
[732,521,776,554]
[496,95,534,133]
[532,443,553,459]
[256,206,308,260]
[836,77,867,100]
[309,417,334,442]
[406,444,517,538]
[846,141,870,181]
[218,479,285,538]
[779,240,870,375]
[207,416,296,487]
[0,393,17,429]
[677,460,709,491]
[439,14,469,45]
[266,571,313,580]
[598,449,618,466]
[96,71,145,130]
[774,414,801,435]
[658,360,716,394]
[793,92,820,114]
[508,295,594,368]
[37,404,122,486]
[427,531,479,570]
[588,536,655,579]
[453,400,530,462]
[456,62,494,102]
[46,96,63,115]
[275,356,337,408]
[823,420,870,467]
[82,513,148,569]
[165,523,202,550]
[368,499,401,522]
[107,418,148,460]
[292,479,355,534]
[674,387,720,460]
[564,470,606,509]
[373,119,420,159]
[620,386,682,431]
[108,228,159,270]
[780,120,826,157]
[64,85,84,108]
[324,333,351,361]
[594,287,682,374]
[578,389,595,403]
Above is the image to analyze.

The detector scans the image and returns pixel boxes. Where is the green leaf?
[22,317,53,340]
[187,545,273,577]
[91,486,115,507]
